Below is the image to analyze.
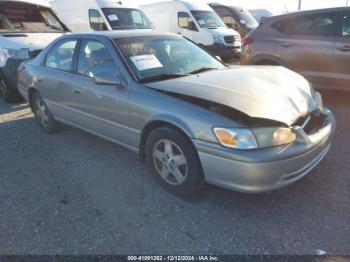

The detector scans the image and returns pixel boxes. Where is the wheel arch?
[249,54,283,66]
[28,87,39,111]
[139,118,196,162]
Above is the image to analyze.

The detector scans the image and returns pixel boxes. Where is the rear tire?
[145,127,204,196]
[31,92,58,133]
[0,78,22,103]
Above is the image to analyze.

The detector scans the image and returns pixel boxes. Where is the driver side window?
[178,12,197,31]
[77,40,118,78]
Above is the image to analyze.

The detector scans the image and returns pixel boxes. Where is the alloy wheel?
[34,98,49,128]
[152,139,188,186]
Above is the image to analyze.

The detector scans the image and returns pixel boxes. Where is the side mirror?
[93,72,126,88]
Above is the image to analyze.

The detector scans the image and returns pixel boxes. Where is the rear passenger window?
[342,14,350,36]
[45,40,77,71]
[272,20,290,33]
[289,14,336,36]
[89,9,108,31]
[77,40,117,78]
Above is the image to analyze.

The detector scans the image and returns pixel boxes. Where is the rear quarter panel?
[241,22,280,65]
[17,62,36,101]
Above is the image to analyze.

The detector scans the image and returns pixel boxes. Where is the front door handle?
[280,42,293,48]
[337,45,350,52]
[73,89,81,94]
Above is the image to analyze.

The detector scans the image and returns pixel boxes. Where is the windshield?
[102,8,152,30]
[230,7,258,29]
[115,36,225,82]
[0,2,66,33]
[191,11,226,28]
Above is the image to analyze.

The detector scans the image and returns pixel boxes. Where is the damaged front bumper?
[194,108,336,193]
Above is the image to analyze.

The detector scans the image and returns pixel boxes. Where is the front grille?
[29,49,42,58]
[296,110,327,135]
[224,35,235,44]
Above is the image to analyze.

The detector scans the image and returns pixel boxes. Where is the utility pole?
[298,0,302,10]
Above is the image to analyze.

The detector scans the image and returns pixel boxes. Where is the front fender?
[143,113,196,139]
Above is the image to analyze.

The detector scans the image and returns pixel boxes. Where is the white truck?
[141,0,241,61]
[0,0,69,102]
[50,0,154,32]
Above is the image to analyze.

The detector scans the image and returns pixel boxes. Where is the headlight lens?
[0,48,30,67]
[212,34,224,44]
[214,127,296,150]
[214,128,258,149]
[253,127,296,148]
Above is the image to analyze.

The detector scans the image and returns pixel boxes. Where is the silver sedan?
[17,31,335,196]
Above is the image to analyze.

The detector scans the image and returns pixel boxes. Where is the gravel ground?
[0,88,349,255]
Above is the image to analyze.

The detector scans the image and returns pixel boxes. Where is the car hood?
[145,66,319,126]
[204,26,240,36]
[0,32,66,50]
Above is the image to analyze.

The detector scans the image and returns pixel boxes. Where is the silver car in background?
[17,31,335,196]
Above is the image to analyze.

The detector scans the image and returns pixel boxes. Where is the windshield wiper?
[188,67,218,75]
[140,73,189,83]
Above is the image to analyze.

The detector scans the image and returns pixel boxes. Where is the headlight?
[212,34,224,44]
[214,128,258,149]
[314,91,324,112]
[0,48,30,67]
[214,127,296,150]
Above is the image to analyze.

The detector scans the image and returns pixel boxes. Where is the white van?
[0,0,69,102]
[51,0,154,32]
[141,0,241,61]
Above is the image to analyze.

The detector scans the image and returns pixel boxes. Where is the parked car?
[0,0,69,102]
[241,7,350,87]
[51,0,154,32]
[18,31,335,196]
[249,8,275,23]
[140,0,241,61]
[209,3,258,38]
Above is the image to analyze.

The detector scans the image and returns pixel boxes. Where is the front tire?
[0,78,22,103]
[145,127,204,196]
[31,92,58,133]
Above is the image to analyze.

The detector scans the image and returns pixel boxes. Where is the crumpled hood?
[146,66,319,126]
[0,33,66,50]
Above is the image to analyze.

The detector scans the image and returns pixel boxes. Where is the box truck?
[0,0,69,102]
[51,0,154,32]
[141,0,241,61]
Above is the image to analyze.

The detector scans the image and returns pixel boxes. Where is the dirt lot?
[0,88,349,255]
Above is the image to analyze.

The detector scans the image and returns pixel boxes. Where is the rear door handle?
[337,46,350,52]
[280,42,293,48]
[73,89,81,94]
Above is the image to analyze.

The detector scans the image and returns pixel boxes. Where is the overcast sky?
[127,0,349,12]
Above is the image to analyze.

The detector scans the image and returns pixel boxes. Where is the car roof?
[267,6,350,22]
[63,30,180,40]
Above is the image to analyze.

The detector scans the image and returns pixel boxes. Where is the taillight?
[242,37,253,47]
